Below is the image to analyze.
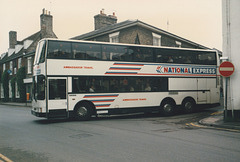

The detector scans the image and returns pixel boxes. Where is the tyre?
[160,99,176,116]
[74,102,93,121]
[182,98,196,113]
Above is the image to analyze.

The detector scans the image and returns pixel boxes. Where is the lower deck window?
[72,76,168,93]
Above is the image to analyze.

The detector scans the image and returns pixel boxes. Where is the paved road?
[0,104,240,162]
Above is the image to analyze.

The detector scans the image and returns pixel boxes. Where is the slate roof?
[0,29,57,64]
[71,20,136,40]
[71,19,209,49]
[0,32,40,63]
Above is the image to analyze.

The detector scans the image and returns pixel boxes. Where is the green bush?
[16,67,26,102]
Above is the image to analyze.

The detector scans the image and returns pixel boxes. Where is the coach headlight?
[33,107,42,113]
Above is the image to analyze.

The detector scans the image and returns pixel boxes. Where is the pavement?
[0,102,32,107]
[199,111,240,131]
[1,102,240,131]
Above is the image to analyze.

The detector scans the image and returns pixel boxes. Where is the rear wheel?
[74,102,93,121]
[161,99,176,116]
[182,98,196,113]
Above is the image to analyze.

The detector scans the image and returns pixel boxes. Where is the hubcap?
[77,106,88,117]
[163,104,172,112]
[185,102,192,110]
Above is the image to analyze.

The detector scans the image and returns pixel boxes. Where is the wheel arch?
[160,97,176,107]
[181,96,196,106]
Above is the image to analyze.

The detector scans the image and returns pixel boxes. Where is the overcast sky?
[0,0,222,54]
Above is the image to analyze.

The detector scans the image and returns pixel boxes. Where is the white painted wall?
[222,0,240,110]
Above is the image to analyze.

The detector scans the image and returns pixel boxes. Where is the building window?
[1,84,4,99]
[152,33,161,46]
[14,68,17,75]
[15,82,19,98]
[10,61,13,75]
[9,81,12,98]
[18,58,22,69]
[3,64,6,71]
[27,57,32,74]
[176,41,182,48]
[109,32,119,43]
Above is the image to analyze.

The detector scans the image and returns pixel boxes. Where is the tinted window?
[36,75,45,100]
[72,43,87,59]
[72,43,101,60]
[196,52,216,65]
[72,76,168,93]
[49,79,66,100]
[155,49,176,63]
[155,49,191,64]
[34,40,46,65]
[131,47,153,62]
[155,49,216,65]
[102,45,129,61]
[47,41,72,59]
[45,41,216,65]
[39,42,46,63]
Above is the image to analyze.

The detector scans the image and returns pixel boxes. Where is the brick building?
[0,9,57,101]
[72,9,209,49]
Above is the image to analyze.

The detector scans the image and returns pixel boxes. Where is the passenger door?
[47,77,68,117]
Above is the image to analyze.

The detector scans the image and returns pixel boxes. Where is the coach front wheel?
[74,102,93,121]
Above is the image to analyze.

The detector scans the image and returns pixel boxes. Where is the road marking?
[0,153,13,162]
[186,122,240,133]
[214,127,240,132]
[186,122,206,128]
[185,111,240,132]
[211,111,223,115]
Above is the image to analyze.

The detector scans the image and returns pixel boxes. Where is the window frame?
[176,41,182,48]
[10,61,13,75]
[27,57,32,74]
[109,32,120,43]
[152,33,161,46]
[18,58,22,69]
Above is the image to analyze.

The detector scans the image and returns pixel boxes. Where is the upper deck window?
[41,40,216,65]
[130,47,153,62]
[34,40,46,65]
[102,45,129,61]
[39,42,46,63]
[196,52,216,65]
[155,48,216,65]
[72,43,101,60]
[47,41,72,59]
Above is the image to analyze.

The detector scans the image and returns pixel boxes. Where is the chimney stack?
[9,31,17,49]
[40,8,53,33]
[94,9,117,30]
